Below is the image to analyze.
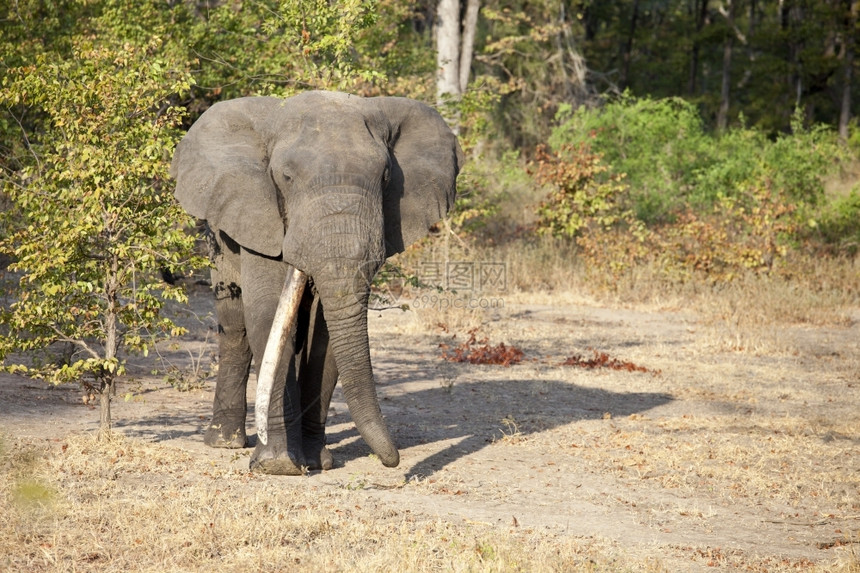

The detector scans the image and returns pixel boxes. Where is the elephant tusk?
[255,266,308,446]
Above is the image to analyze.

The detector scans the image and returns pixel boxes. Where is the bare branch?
[50,326,101,360]
[718,1,748,44]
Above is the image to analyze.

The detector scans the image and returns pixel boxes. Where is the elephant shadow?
[113,412,209,443]
[321,367,674,479]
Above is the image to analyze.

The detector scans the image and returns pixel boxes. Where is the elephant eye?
[268,167,292,188]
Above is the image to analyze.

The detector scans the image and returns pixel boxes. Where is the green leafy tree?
[0,36,203,439]
[185,0,411,103]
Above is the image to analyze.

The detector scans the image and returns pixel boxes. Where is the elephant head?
[171,91,463,468]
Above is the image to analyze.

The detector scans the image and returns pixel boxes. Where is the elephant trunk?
[256,178,398,467]
[315,279,399,467]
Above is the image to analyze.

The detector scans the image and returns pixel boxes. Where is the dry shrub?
[477,230,855,354]
[528,139,857,325]
[474,235,585,296]
[561,350,660,375]
[440,328,524,366]
[523,148,857,349]
[531,144,629,240]
[412,305,489,334]
[575,184,804,287]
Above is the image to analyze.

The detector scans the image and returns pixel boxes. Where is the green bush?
[550,94,712,223]
[531,142,802,284]
[549,95,844,224]
[811,189,860,255]
[532,98,856,283]
[696,110,839,208]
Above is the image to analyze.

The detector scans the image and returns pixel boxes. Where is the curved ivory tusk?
[255,266,308,446]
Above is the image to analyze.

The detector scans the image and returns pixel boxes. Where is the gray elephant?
[170,91,463,475]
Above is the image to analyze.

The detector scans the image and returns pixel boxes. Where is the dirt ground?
[1,283,858,570]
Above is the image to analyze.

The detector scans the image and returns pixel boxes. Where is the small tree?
[0,37,204,439]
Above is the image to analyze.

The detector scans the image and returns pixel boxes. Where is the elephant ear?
[377,98,464,257]
[171,97,286,258]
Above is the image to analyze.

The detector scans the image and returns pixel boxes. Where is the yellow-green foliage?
[0,35,205,385]
[532,144,630,240]
[185,0,432,100]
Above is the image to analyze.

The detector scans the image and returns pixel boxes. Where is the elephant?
[170,91,464,475]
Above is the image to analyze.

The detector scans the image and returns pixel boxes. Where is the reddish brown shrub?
[561,350,660,376]
[440,329,525,367]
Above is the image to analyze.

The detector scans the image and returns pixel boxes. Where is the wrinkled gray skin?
[171,91,463,475]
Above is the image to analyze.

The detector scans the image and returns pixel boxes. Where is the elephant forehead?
[269,95,389,144]
[302,174,385,195]
[270,132,389,177]
[289,90,367,114]
[287,187,385,225]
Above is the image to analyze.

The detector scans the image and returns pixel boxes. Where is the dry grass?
[1,433,668,572]
[466,237,858,354]
[528,413,860,509]
[6,430,854,572]
[367,231,860,571]
[494,409,860,572]
[691,257,858,352]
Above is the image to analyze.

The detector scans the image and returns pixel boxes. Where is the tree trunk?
[436,0,461,106]
[737,0,758,92]
[555,2,587,102]
[98,261,120,441]
[688,0,710,95]
[436,0,479,133]
[839,0,858,141]
[620,0,640,91]
[781,0,805,113]
[459,0,480,93]
[717,0,735,131]
[99,313,116,441]
[99,376,113,441]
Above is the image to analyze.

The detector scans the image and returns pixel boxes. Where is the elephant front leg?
[206,259,251,449]
[299,295,338,470]
[248,353,305,475]
[243,251,306,475]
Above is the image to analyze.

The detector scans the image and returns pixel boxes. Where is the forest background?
[0,0,858,428]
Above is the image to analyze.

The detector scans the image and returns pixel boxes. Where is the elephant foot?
[204,422,247,449]
[301,424,332,470]
[250,434,306,475]
[303,443,333,471]
[250,456,306,475]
